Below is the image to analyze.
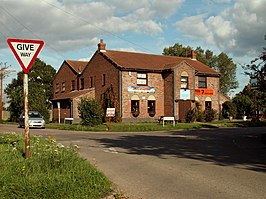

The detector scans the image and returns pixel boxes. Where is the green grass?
[0,133,112,199]
[47,122,218,132]
[46,119,266,132]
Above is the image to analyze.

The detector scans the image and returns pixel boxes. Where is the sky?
[0,0,266,98]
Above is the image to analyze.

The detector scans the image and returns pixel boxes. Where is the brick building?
[52,39,224,123]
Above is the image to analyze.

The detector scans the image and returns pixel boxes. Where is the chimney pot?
[98,39,106,52]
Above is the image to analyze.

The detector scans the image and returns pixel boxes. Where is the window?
[55,83,59,93]
[90,76,93,88]
[71,80,75,91]
[61,82,65,92]
[148,100,156,117]
[131,100,140,117]
[205,101,212,110]
[102,74,106,86]
[181,76,188,89]
[80,78,84,90]
[137,73,147,86]
[198,76,207,88]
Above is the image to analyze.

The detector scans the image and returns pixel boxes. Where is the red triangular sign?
[7,38,44,74]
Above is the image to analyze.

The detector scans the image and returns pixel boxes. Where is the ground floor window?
[148,100,156,117]
[205,101,212,110]
[131,100,140,117]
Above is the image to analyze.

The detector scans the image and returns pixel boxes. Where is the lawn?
[0,133,112,199]
[46,119,266,132]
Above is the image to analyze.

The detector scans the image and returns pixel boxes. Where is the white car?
[18,111,46,129]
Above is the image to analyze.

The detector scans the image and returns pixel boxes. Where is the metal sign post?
[24,73,30,158]
[7,38,44,159]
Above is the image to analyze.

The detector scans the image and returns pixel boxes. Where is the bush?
[204,108,218,122]
[78,98,103,126]
[185,108,197,123]
[196,111,205,122]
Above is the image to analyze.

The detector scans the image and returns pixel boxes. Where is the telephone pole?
[0,62,15,123]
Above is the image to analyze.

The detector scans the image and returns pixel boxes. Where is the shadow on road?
[93,128,266,173]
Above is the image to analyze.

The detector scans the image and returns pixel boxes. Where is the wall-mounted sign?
[128,86,155,93]
[195,88,214,95]
[180,89,190,100]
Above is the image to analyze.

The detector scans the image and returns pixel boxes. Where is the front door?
[178,100,192,122]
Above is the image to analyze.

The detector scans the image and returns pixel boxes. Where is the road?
[1,124,266,199]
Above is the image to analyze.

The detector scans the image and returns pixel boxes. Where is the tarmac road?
[1,124,266,199]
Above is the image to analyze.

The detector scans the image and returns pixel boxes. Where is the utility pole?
[0,62,15,123]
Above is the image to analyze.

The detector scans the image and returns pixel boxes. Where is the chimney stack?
[191,49,196,60]
[98,39,106,52]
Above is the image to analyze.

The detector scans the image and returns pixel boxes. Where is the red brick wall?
[53,62,78,99]
[80,52,120,113]
[121,71,164,120]
[195,76,220,112]
[174,63,195,119]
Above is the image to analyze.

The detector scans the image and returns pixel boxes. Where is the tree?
[232,91,253,117]
[163,43,238,96]
[242,47,266,117]
[222,101,237,119]
[5,58,56,121]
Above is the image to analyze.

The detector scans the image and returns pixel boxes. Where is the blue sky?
[0,0,265,97]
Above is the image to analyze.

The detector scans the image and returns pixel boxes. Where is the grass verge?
[47,120,266,132]
[0,133,112,199]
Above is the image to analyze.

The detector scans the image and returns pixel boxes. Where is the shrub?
[196,111,205,122]
[185,108,197,123]
[78,98,103,126]
[204,108,218,122]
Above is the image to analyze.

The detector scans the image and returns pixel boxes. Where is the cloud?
[0,0,184,53]
[174,0,266,57]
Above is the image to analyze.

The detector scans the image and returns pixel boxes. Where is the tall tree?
[5,58,56,121]
[163,43,238,96]
[241,47,266,117]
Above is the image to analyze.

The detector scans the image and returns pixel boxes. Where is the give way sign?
[7,38,44,74]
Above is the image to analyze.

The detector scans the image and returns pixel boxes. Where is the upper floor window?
[181,76,188,89]
[55,83,59,93]
[61,82,65,92]
[71,80,75,91]
[137,73,147,86]
[90,76,93,88]
[80,78,84,90]
[198,76,207,88]
[102,74,106,86]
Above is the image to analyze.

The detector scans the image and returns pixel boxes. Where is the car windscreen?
[29,112,42,118]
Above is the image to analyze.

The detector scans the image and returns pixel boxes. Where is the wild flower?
[47,136,56,143]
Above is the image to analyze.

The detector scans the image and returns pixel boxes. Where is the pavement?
[1,124,266,199]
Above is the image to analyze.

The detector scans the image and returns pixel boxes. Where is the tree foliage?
[5,58,56,121]
[222,101,237,119]
[163,43,238,96]
[238,47,266,118]
[78,98,103,126]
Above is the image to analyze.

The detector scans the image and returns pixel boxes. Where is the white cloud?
[0,0,184,52]
[174,0,266,57]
